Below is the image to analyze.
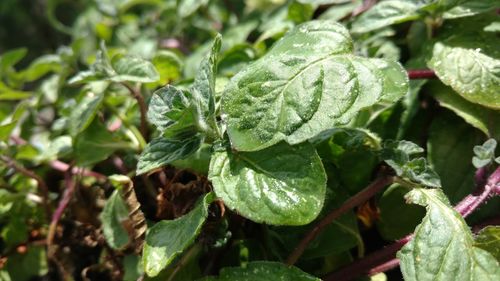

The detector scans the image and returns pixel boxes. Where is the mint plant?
[0,1,499,280]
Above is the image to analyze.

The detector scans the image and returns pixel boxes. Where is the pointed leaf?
[351,1,421,34]
[222,20,408,151]
[398,188,500,281]
[142,192,214,277]
[110,54,159,83]
[209,142,326,225]
[69,93,104,136]
[191,34,221,136]
[100,190,130,249]
[147,85,197,137]
[136,134,203,175]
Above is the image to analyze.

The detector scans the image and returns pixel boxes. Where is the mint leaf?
[178,0,209,18]
[429,81,500,138]
[100,189,130,249]
[398,188,500,280]
[381,140,441,187]
[351,1,421,34]
[428,33,500,109]
[472,139,497,169]
[69,44,159,84]
[209,142,326,225]
[142,192,214,277]
[68,93,103,136]
[0,48,27,72]
[147,85,197,137]
[74,120,130,166]
[427,113,484,202]
[202,261,320,281]
[223,20,408,151]
[109,54,159,83]
[443,0,500,19]
[136,134,203,175]
[475,226,500,261]
[190,34,221,137]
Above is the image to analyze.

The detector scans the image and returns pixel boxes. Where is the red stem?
[286,175,394,265]
[407,69,436,79]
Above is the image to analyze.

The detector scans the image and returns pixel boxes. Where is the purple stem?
[455,166,500,218]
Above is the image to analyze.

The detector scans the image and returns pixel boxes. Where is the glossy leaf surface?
[142,192,214,276]
[398,188,500,281]
[209,142,326,225]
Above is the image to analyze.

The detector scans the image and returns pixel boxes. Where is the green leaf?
[351,1,421,34]
[142,192,214,277]
[69,93,104,136]
[110,54,159,83]
[0,48,27,72]
[429,82,500,138]
[74,120,130,166]
[100,189,130,249]
[0,122,17,142]
[288,1,314,24]
[381,140,441,188]
[19,54,62,82]
[136,134,203,175]
[475,226,500,261]
[208,142,326,225]
[178,0,209,18]
[201,261,320,281]
[472,139,497,169]
[191,34,221,137]
[69,44,159,84]
[398,188,500,281]
[377,184,425,240]
[0,82,32,100]
[428,33,500,109]
[427,112,484,202]
[147,85,197,137]
[152,50,183,84]
[443,0,500,19]
[3,246,48,281]
[222,20,408,151]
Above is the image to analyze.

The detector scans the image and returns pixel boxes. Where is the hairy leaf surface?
[222,20,408,151]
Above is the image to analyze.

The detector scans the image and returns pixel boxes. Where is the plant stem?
[47,170,77,250]
[122,82,149,140]
[323,235,411,281]
[49,160,107,180]
[322,166,500,281]
[0,156,51,219]
[407,69,436,79]
[286,175,394,265]
[455,166,500,218]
